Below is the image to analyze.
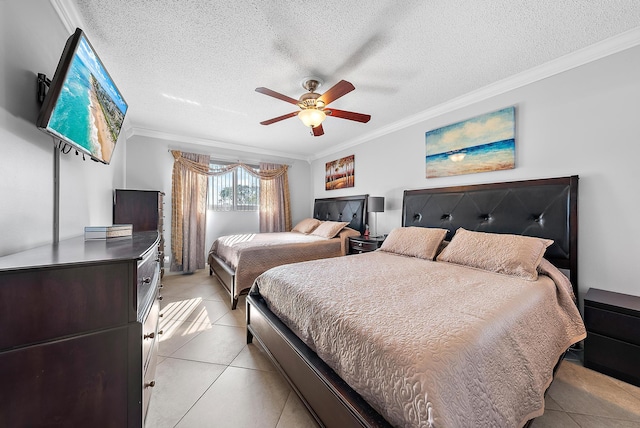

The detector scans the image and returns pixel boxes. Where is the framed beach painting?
[425,107,515,178]
[325,154,355,190]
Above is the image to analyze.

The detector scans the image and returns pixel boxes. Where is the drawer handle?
[144,332,155,340]
[145,381,156,388]
[157,295,163,301]
[158,330,164,335]
[358,242,363,247]
[159,313,164,318]
[142,277,152,284]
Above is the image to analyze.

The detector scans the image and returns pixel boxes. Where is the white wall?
[0,0,126,256]
[125,135,312,267]
[312,45,640,301]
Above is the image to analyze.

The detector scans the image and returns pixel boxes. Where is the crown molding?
[131,127,311,163]
[311,27,640,161]
[50,0,85,33]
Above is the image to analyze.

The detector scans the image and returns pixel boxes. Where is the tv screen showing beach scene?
[38,29,127,164]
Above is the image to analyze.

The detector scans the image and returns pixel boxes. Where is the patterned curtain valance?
[170,150,288,180]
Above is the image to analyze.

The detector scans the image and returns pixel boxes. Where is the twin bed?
[208,194,368,309]
[245,176,586,428]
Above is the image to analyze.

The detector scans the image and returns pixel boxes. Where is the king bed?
[246,176,586,428]
[209,194,368,309]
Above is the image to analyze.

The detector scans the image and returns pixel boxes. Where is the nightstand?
[349,236,385,254]
[584,288,640,387]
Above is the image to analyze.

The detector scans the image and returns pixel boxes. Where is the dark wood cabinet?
[114,189,165,275]
[584,288,640,387]
[0,232,161,427]
[349,235,385,254]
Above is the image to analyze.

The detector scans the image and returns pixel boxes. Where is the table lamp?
[368,196,384,238]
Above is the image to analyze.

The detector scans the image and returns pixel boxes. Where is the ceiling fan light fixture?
[298,108,326,128]
[256,79,369,135]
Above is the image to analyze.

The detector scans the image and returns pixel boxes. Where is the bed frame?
[246,176,578,427]
[209,194,369,309]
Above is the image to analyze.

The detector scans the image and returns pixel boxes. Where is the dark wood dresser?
[584,288,640,387]
[113,189,165,276]
[0,231,162,427]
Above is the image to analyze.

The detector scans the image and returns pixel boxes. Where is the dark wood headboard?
[402,176,578,296]
[313,194,369,235]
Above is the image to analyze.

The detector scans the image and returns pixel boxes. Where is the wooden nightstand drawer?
[348,236,385,254]
[350,240,378,252]
[584,332,640,386]
[584,306,640,346]
[583,288,640,387]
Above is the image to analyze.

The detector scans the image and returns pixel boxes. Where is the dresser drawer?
[142,341,159,421]
[0,263,130,351]
[584,305,640,346]
[137,245,159,321]
[584,332,640,387]
[0,325,130,426]
[142,298,160,369]
[138,246,158,288]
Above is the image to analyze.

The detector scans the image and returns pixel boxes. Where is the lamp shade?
[298,109,326,128]
[369,196,384,213]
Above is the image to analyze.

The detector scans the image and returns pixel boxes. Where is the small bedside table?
[584,288,640,387]
[349,236,385,254]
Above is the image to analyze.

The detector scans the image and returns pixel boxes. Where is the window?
[207,162,260,211]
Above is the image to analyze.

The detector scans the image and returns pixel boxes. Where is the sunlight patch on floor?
[159,298,215,340]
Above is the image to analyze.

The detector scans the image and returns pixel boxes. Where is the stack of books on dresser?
[84,224,133,240]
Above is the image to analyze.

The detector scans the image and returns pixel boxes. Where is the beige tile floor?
[146,269,640,428]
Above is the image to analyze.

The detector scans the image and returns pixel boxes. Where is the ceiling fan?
[255,78,371,136]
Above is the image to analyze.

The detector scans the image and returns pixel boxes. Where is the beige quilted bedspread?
[209,231,357,298]
[252,251,586,428]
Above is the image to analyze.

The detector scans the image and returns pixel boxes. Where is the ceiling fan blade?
[326,108,371,123]
[260,111,298,125]
[318,80,355,106]
[311,124,324,137]
[255,87,300,105]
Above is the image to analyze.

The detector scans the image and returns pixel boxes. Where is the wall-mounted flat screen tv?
[37,28,127,164]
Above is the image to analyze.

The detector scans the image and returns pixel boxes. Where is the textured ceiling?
[55,0,640,160]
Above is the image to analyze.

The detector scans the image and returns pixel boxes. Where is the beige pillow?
[338,226,361,239]
[311,221,350,238]
[436,228,553,281]
[379,227,448,260]
[292,218,322,234]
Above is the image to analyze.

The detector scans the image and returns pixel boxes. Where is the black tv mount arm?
[37,73,51,104]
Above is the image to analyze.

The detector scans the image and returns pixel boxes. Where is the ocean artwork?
[326,154,355,190]
[425,107,515,178]
[47,35,127,164]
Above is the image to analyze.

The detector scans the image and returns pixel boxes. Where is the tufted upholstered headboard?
[314,194,369,235]
[402,176,578,296]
